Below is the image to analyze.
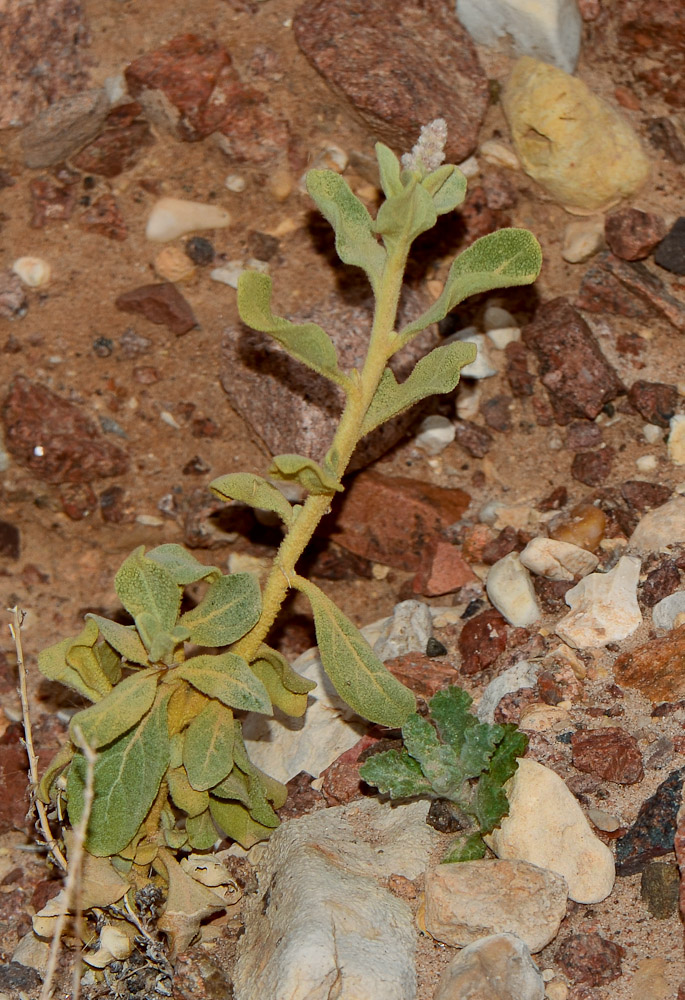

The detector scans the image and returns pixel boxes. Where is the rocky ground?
[2,0,685,998]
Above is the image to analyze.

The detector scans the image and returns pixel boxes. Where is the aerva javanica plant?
[36,121,541,874]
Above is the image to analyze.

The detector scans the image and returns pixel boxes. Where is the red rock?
[215,92,290,166]
[618,1,685,108]
[571,727,644,784]
[29,177,77,228]
[78,194,127,241]
[0,724,29,834]
[537,486,568,511]
[577,252,685,332]
[481,525,521,565]
[639,559,681,606]
[191,416,220,438]
[493,687,540,724]
[320,733,381,805]
[613,85,641,111]
[571,447,615,487]
[278,771,325,820]
[412,540,477,597]
[328,470,470,572]
[481,394,513,432]
[99,485,136,524]
[620,480,672,513]
[646,117,685,165]
[115,282,197,336]
[2,376,129,486]
[59,482,98,520]
[627,379,678,427]
[534,577,573,613]
[384,651,458,699]
[0,520,20,560]
[565,420,603,452]
[614,626,685,702]
[460,522,496,562]
[458,608,507,675]
[454,419,493,457]
[522,299,623,425]
[293,0,488,164]
[504,340,535,397]
[605,208,667,261]
[556,932,624,987]
[72,115,154,177]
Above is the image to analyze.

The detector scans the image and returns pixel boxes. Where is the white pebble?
[449,332,497,379]
[159,410,181,429]
[12,256,52,288]
[668,414,685,465]
[652,590,685,630]
[519,537,598,581]
[487,326,521,349]
[486,552,541,626]
[561,217,605,264]
[643,423,663,444]
[479,139,521,170]
[146,197,230,242]
[415,415,456,455]
[556,555,642,648]
[104,74,127,105]
[636,454,657,472]
[225,174,247,193]
[457,155,480,178]
[455,381,481,420]
[483,303,516,330]
[210,262,245,289]
[136,514,164,527]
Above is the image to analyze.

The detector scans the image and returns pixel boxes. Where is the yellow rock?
[154,246,196,283]
[502,57,650,213]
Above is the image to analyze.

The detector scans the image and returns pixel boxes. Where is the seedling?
[35,121,541,879]
[359,686,528,861]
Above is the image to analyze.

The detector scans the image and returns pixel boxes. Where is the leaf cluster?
[359,686,528,862]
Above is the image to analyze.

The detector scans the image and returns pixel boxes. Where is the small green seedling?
[36,120,541,880]
[359,686,529,861]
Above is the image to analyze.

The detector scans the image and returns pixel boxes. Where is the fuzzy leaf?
[94,640,123,685]
[373,178,437,255]
[428,686,478,754]
[115,547,181,633]
[473,773,510,835]
[67,692,171,856]
[65,619,113,699]
[421,164,467,214]
[208,798,276,849]
[237,271,343,384]
[268,454,342,495]
[249,659,309,717]
[211,767,252,808]
[174,653,272,715]
[167,683,207,737]
[38,636,105,703]
[183,701,235,791]
[167,767,209,817]
[375,142,403,199]
[186,809,219,850]
[209,473,294,527]
[442,831,487,863]
[146,543,221,585]
[69,669,159,749]
[358,748,433,799]
[298,579,416,727]
[361,340,477,436]
[147,624,191,665]
[306,169,386,291]
[489,726,528,786]
[86,615,150,667]
[256,645,317,695]
[37,742,75,804]
[231,722,286,821]
[459,722,504,781]
[398,229,542,345]
[401,713,461,798]
[180,573,261,647]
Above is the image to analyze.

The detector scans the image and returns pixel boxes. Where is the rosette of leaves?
[359,686,528,862]
[36,543,313,863]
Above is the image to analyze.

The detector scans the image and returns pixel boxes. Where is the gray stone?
[652,590,685,631]
[434,933,544,1000]
[628,498,685,556]
[457,0,581,74]
[21,89,109,168]
[373,600,434,661]
[477,660,541,723]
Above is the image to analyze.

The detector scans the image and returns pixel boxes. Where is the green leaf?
[375,142,403,199]
[373,177,437,255]
[211,767,252,808]
[69,669,159,749]
[173,652,272,715]
[297,578,416,727]
[473,773,510,835]
[66,628,114,700]
[250,644,315,717]
[180,573,261,647]
[86,615,150,667]
[146,624,191,665]
[255,645,316,695]
[358,748,433,799]
[168,767,209,817]
[268,454,342,495]
[208,798,276,849]
[237,271,344,384]
[398,228,542,346]
[186,809,218,850]
[488,726,528,786]
[306,169,386,291]
[38,636,105,703]
[146,544,221,585]
[209,473,294,527]
[459,723,504,781]
[37,742,75,804]
[230,722,286,821]
[361,340,477,436]
[442,832,487,863]
[94,640,123,685]
[427,686,478,754]
[421,164,467,215]
[67,692,171,856]
[115,547,181,633]
[401,713,461,798]
[183,701,235,791]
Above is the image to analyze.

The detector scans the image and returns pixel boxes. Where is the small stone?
[154,246,196,283]
[668,415,685,465]
[587,807,621,833]
[478,140,520,170]
[211,261,246,288]
[99,485,135,524]
[519,537,599,581]
[628,379,678,427]
[20,88,109,168]
[454,419,493,457]
[412,540,477,597]
[59,482,98,520]
[614,625,685,702]
[646,117,685,165]
[487,326,521,350]
[455,332,497,379]
[185,236,215,266]
[481,525,520,565]
[556,555,642,648]
[78,193,127,241]
[278,771,325,821]
[481,169,518,210]
[384,651,457,700]
[426,637,447,658]
[565,420,602,452]
[556,932,624,987]
[71,104,154,177]
[414,414,455,455]
[373,600,433,661]
[654,217,685,276]
[246,230,280,262]
[12,257,51,288]
[483,303,517,330]
[504,340,536,396]
[0,271,28,320]
[114,282,197,336]
[486,552,541,627]
[615,767,685,875]
[477,660,541,723]
[456,0,581,73]
[577,252,685,332]
[640,862,680,918]
[146,197,230,242]
[640,559,681,607]
[549,502,606,551]
[225,173,246,193]
[562,217,605,264]
[458,608,508,674]
[434,933,545,1000]
[605,208,667,261]
[652,590,685,630]
[30,176,77,228]
[628,498,685,555]
[481,394,513,432]
[571,727,644,784]
[621,481,672,515]
[0,520,20,560]
[425,859,567,953]
[119,328,152,358]
[571,447,615,486]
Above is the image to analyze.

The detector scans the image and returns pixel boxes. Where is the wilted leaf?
[158,851,226,959]
[209,473,294,527]
[86,615,150,667]
[186,809,219,850]
[180,573,261,647]
[168,767,209,817]
[166,683,207,737]
[209,798,276,850]
[146,543,221,585]
[115,546,181,632]
[442,831,487,863]
[66,619,113,699]
[94,640,123,685]
[358,748,433,799]
[174,652,272,715]
[183,701,235,791]
[297,578,415,727]
[268,454,342,495]
[69,669,159,748]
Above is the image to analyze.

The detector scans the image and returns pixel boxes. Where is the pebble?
[267,167,294,202]
[636,455,657,473]
[640,861,680,918]
[478,139,521,170]
[455,381,482,420]
[614,626,685,703]
[11,257,51,288]
[154,246,196,283]
[646,117,685,165]
[628,497,685,555]
[502,57,649,212]
[0,270,28,319]
[556,932,624,987]
[477,659,541,723]
[571,446,615,486]
[0,520,20,560]
[449,332,497,379]
[615,767,685,875]
[20,88,109,168]
[668,415,685,465]
[520,537,599,581]
[640,557,680,607]
[571,727,644,784]
[486,758,615,903]
[556,555,642,648]
[78,193,128,241]
[146,197,230,242]
[605,208,667,261]
[115,282,197,336]
[424,859,567,953]
[434,933,545,1000]
[373,600,433,662]
[412,540,478,597]
[454,419,492,457]
[486,325,521,349]
[457,0,580,72]
[652,590,685,630]
[562,217,605,263]
[458,608,508,675]
[629,379,678,427]
[210,262,245,288]
[486,552,541,627]
[654,217,685,276]
[577,251,685,332]
[414,415,456,456]
[483,302,517,330]
[185,236,215,266]
[549,503,605,551]
[643,423,664,444]
[587,807,621,833]
[225,173,247,192]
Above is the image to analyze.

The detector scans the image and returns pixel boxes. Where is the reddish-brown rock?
[0,725,29,834]
[30,177,77,228]
[2,376,129,486]
[504,340,536,397]
[627,379,678,427]
[522,299,623,425]
[115,283,197,336]
[556,932,624,987]
[78,194,128,241]
[327,470,470,572]
[278,771,325,820]
[618,1,685,108]
[646,117,685,165]
[59,482,98,520]
[481,526,522,565]
[458,186,510,242]
[566,420,603,452]
[571,447,615,487]
[453,419,493,457]
[577,252,685,332]
[614,626,685,702]
[412,540,477,597]
[621,480,672,513]
[72,103,154,177]
[293,0,488,164]
[320,733,382,805]
[99,485,136,524]
[384,651,458,700]
[639,559,681,606]
[605,208,667,261]
[458,608,508,675]
[571,727,644,784]
[481,395,513,433]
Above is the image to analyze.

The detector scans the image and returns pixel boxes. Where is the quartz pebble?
[479,139,521,170]
[550,503,606,551]
[562,217,605,263]
[12,257,52,288]
[486,552,541,626]
[414,415,455,456]
[628,497,685,555]
[668,415,685,465]
[457,0,581,73]
[450,332,497,379]
[434,933,544,1000]
[652,590,685,630]
[556,555,642,648]
[146,197,230,242]
[373,600,433,662]
[520,537,599,581]
[486,758,615,903]
[486,326,521,349]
